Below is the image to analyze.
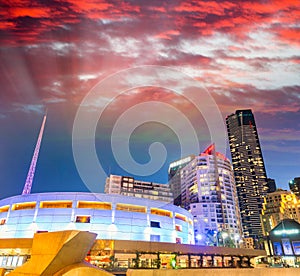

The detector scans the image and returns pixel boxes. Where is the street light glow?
[222,232,228,239]
[196,234,202,240]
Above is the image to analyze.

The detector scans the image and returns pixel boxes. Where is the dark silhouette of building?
[226,110,268,241]
[266,178,277,193]
[168,155,195,206]
[289,177,300,198]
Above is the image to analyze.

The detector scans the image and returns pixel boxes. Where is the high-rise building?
[266,178,277,193]
[168,155,195,206]
[261,190,300,236]
[105,174,173,203]
[180,144,242,245]
[226,109,268,240]
[289,177,300,198]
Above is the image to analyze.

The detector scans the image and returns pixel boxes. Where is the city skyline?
[1,1,299,199]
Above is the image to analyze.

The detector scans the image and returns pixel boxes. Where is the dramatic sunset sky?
[0,0,299,199]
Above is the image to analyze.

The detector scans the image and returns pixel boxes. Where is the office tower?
[180,144,242,245]
[261,190,300,236]
[168,155,195,206]
[105,174,173,202]
[289,177,300,198]
[226,109,268,240]
[22,114,47,195]
[266,178,277,193]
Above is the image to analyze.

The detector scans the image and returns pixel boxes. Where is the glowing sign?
[273,242,283,255]
[282,238,293,255]
[292,241,300,255]
[274,229,300,235]
[201,144,227,161]
[204,144,215,155]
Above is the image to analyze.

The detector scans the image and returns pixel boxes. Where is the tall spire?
[22,114,47,195]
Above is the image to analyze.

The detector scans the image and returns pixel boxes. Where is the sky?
[0,0,299,199]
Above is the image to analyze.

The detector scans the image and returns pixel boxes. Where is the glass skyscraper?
[168,155,195,206]
[226,109,268,241]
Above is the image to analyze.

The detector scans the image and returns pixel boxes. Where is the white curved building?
[180,144,243,245]
[0,192,194,244]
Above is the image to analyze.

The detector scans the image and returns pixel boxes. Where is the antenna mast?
[22,114,47,195]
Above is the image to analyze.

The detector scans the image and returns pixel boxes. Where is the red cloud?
[155,29,180,40]
[172,0,300,44]
[174,1,235,16]
[0,21,16,30]
[148,6,167,13]
[66,0,112,12]
[242,0,299,14]
[65,0,139,19]
[276,28,300,46]
[1,0,300,47]
[10,7,51,18]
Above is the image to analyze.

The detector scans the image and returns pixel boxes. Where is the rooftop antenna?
[22,113,47,195]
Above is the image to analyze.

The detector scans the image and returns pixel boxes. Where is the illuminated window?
[75,216,90,223]
[175,213,187,222]
[12,202,36,211]
[150,234,160,242]
[116,203,146,213]
[150,208,172,217]
[77,201,112,210]
[176,237,182,244]
[40,201,72,208]
[0,205,9,213]
[175,224,182,232]
[150,221,160,228]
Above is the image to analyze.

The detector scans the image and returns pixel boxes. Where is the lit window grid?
[181,153,243,242]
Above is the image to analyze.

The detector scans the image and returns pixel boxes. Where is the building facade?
[289,177,300,198]
[226,109,268,240]
[0,192,194,244]
[0,231,267,272]
[105,174,173,203]
[268,219,300,267]
[168,155,195,207]
[179,145,242,246]
[261,190,300,236]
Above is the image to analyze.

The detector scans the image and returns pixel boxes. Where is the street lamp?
[234,234,240,248]
[221,232,229,246]
[196,234,202,245]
